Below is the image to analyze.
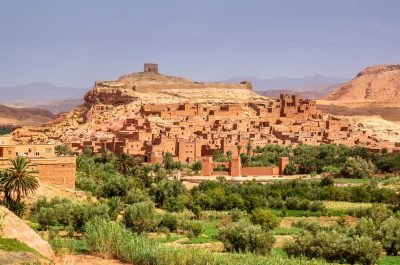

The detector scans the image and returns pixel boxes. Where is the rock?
[0,206,55,260]
[325,64,400,102]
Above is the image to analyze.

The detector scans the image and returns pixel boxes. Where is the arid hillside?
[13,70,268,143]
[325,64,400,102]
[0,104,55,126]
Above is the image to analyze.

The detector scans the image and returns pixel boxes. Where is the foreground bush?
[284,230,383,265]
[249,208,280,231]
[84,218,330,265]
[122,201,160,234]
[217,220,275,255]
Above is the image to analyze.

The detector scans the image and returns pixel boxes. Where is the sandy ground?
[55,254,129,265]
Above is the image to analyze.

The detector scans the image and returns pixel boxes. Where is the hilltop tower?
[144,63,158,74]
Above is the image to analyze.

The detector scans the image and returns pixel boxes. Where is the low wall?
[211,171,230,175]
[241,167,279,176]
[0,157,76,189]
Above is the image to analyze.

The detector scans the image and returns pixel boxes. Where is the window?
[35,152,40,157]
[0,141,5,145]
[45,148,53,154]
[7,150,12,155]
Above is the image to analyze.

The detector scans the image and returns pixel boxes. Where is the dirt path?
[55,254,130,265]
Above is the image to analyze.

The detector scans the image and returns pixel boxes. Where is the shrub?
[284,230,383,265]
[101,175,133,198]
[160,213,178,232]
[284,161,298,175]
[249,208,279,231]
[50,236,76,255]
[341,157,375,179]
[123,201,160,234]
[230,208,247,222]
[189,221,204,237]
[84,218,331,265]
[380,216,400,255]
[4,200,27,217]
[37,207,57,229]
[218,220,275,255]
[124,189,150,204]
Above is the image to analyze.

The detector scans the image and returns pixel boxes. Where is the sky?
[0,0,399,87]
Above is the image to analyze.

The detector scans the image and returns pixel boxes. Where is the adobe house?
[0,135,76,189]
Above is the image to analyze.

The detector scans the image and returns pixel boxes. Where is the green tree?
[37,207,57,230]
[115,153,133,174]
[190,221,204,237]
[191,160,202,174]
[55,144,72,156]
[163,152,174,170]
[122,201,160,234]
[218,220,275,255]
[341,156,376,179]
[284,161,298,175]
[249,208,280,231]
[380,216,400,255]
[0,157,39,203]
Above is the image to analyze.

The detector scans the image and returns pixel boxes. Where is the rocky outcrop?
[84,72,253,105]
[325,64,400,102]
[0,206,55,260]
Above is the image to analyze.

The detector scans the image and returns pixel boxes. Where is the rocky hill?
[14,70,268,143]
[0,104,55,126]
[324,65,400,102]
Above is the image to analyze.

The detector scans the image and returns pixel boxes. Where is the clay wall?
[241,167,279,175]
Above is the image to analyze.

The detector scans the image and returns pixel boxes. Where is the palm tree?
[115,153,133,174]
[0,157,39,203]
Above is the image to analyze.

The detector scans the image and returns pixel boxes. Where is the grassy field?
[378,256,400,265]
[323,201,372,211]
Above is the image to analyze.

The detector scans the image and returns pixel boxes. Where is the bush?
[284,161,298,175]
[4,200,27,217]
[160,213,178,232]
[230,208,247,222]
[380,216,400,255]
[284,230,383,265]
[341,157,375,179]
[124,189,150,205]
[189,221,204,237]
[123,201,160,234]
[84,219,331,265]
[218,220,275,255]
[249,208,279,231]
[37,207,57,229]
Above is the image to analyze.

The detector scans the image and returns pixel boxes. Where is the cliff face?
[325,65,400,102]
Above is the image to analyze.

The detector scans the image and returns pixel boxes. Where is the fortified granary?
[15,64,398,172]
[68,94,396,163]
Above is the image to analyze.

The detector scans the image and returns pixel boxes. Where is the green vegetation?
[0,238,38,254]
[15,144,400,265]
[84,218,329,265]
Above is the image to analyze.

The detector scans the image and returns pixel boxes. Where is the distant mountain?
[257,83,344,99]
[224,74,349,92]
[32,98,84,114]
[0,104,55,126]
[0,82,88,103]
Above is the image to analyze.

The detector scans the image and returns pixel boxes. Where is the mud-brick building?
[0,135,76,189]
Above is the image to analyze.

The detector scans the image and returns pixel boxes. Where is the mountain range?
[223,74,349,99]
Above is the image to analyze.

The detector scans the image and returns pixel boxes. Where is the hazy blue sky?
[0,0,399,87]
